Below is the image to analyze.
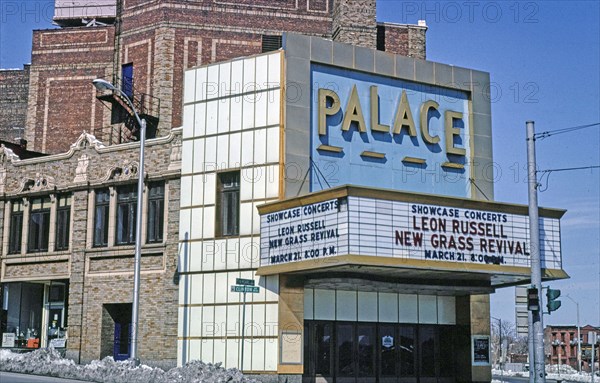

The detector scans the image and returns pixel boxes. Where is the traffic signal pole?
[526,121,546,383]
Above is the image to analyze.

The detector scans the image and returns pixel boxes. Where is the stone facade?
[0,66,30,143]
[0,129,182,368]
[1,0,427,154]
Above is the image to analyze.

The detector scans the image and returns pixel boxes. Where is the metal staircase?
[95,77,160,144]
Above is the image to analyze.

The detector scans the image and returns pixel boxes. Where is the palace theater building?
[177,33,567,382]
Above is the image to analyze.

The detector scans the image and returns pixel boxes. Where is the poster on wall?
[472,335,491,366]
[2,333,16,348]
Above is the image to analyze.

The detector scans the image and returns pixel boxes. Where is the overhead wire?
[534,122,600,140]
[537,165,600,192]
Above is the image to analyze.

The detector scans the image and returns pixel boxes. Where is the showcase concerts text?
[265,200,339,265]
[397,204,529,265]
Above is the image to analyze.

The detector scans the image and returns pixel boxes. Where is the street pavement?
[0,372,92,383]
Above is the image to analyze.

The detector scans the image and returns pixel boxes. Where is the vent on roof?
[262,35,282,53]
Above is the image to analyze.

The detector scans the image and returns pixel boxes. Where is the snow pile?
[493,365,596,383]
[0,348,257,383]
[546,364,579,375]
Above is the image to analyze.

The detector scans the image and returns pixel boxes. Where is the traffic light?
[546,288,561,314]
[527,287,539,311]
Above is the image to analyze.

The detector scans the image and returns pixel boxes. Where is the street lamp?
[93,78,146,364]
[565,295,582,373]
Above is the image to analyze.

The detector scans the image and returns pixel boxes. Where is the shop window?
[28,197,51,252]
[8,200,24,254]
[55,195,71,251]
[216,171,240,237]
[2,282,44,349]
[147,182,165,243]
[116,185,137,245]
[94,189,110,247]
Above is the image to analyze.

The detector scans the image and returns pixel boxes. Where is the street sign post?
[236,278,255,286]
[231,281,260,372]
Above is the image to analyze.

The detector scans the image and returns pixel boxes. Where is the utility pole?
[526,121,546,383]
[565,295,582,373]
[528,311,534,383]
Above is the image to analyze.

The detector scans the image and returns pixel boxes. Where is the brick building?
[0,0,427,154]
[0,66,30,143]
[545,324,600,371]
[0,129,182,367]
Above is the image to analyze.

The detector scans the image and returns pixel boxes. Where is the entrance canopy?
[256,185,568,289]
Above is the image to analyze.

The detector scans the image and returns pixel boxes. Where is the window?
[147,182,165,243]
[94,189,110,247]
[121,63,134,99]
[116,185,137,245]
[28,197,51,252]
[55,195,71,251]
[216,171,240,237]
[8,200,24,254]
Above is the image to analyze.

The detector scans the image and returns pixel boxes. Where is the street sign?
[230,281,260,372]
[236,278,255,286]
[231,285,260,293]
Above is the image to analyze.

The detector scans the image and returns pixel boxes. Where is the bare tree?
[491,320,519,366]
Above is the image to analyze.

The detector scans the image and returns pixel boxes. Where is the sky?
[1,1,599,329]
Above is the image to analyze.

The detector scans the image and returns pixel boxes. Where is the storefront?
[1,280,68,350]
[177,33,568,382]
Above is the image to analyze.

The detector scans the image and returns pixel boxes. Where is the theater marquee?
[258,186,564,274]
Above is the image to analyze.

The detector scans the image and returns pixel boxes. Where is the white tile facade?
[178,52,283,371]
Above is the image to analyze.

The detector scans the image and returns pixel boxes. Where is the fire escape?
[94,76,160,144]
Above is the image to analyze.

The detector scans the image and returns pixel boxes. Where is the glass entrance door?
[304,322,334,383]
[304,322,457,383]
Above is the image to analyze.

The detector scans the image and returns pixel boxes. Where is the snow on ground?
[0,348,257,383]
[2,349,597,383]
[493,366,597,383]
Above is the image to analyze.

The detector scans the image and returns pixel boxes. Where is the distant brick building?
[0,0,427,154]
[545,324,600,371]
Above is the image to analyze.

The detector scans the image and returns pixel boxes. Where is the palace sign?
[310,64,475,198]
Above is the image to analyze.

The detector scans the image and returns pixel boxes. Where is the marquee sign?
[259,194,562,271]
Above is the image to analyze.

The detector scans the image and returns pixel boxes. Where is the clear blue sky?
[1,1,599,328]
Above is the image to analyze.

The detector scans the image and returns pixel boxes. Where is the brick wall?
[0,66,30,143]
[377,23,427,60]
[25,26,116,154]
[332,0,377,48]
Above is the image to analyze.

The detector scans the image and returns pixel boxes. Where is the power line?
[537,165,600,174]
[534,122,600,140]
[537,165,600,192]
